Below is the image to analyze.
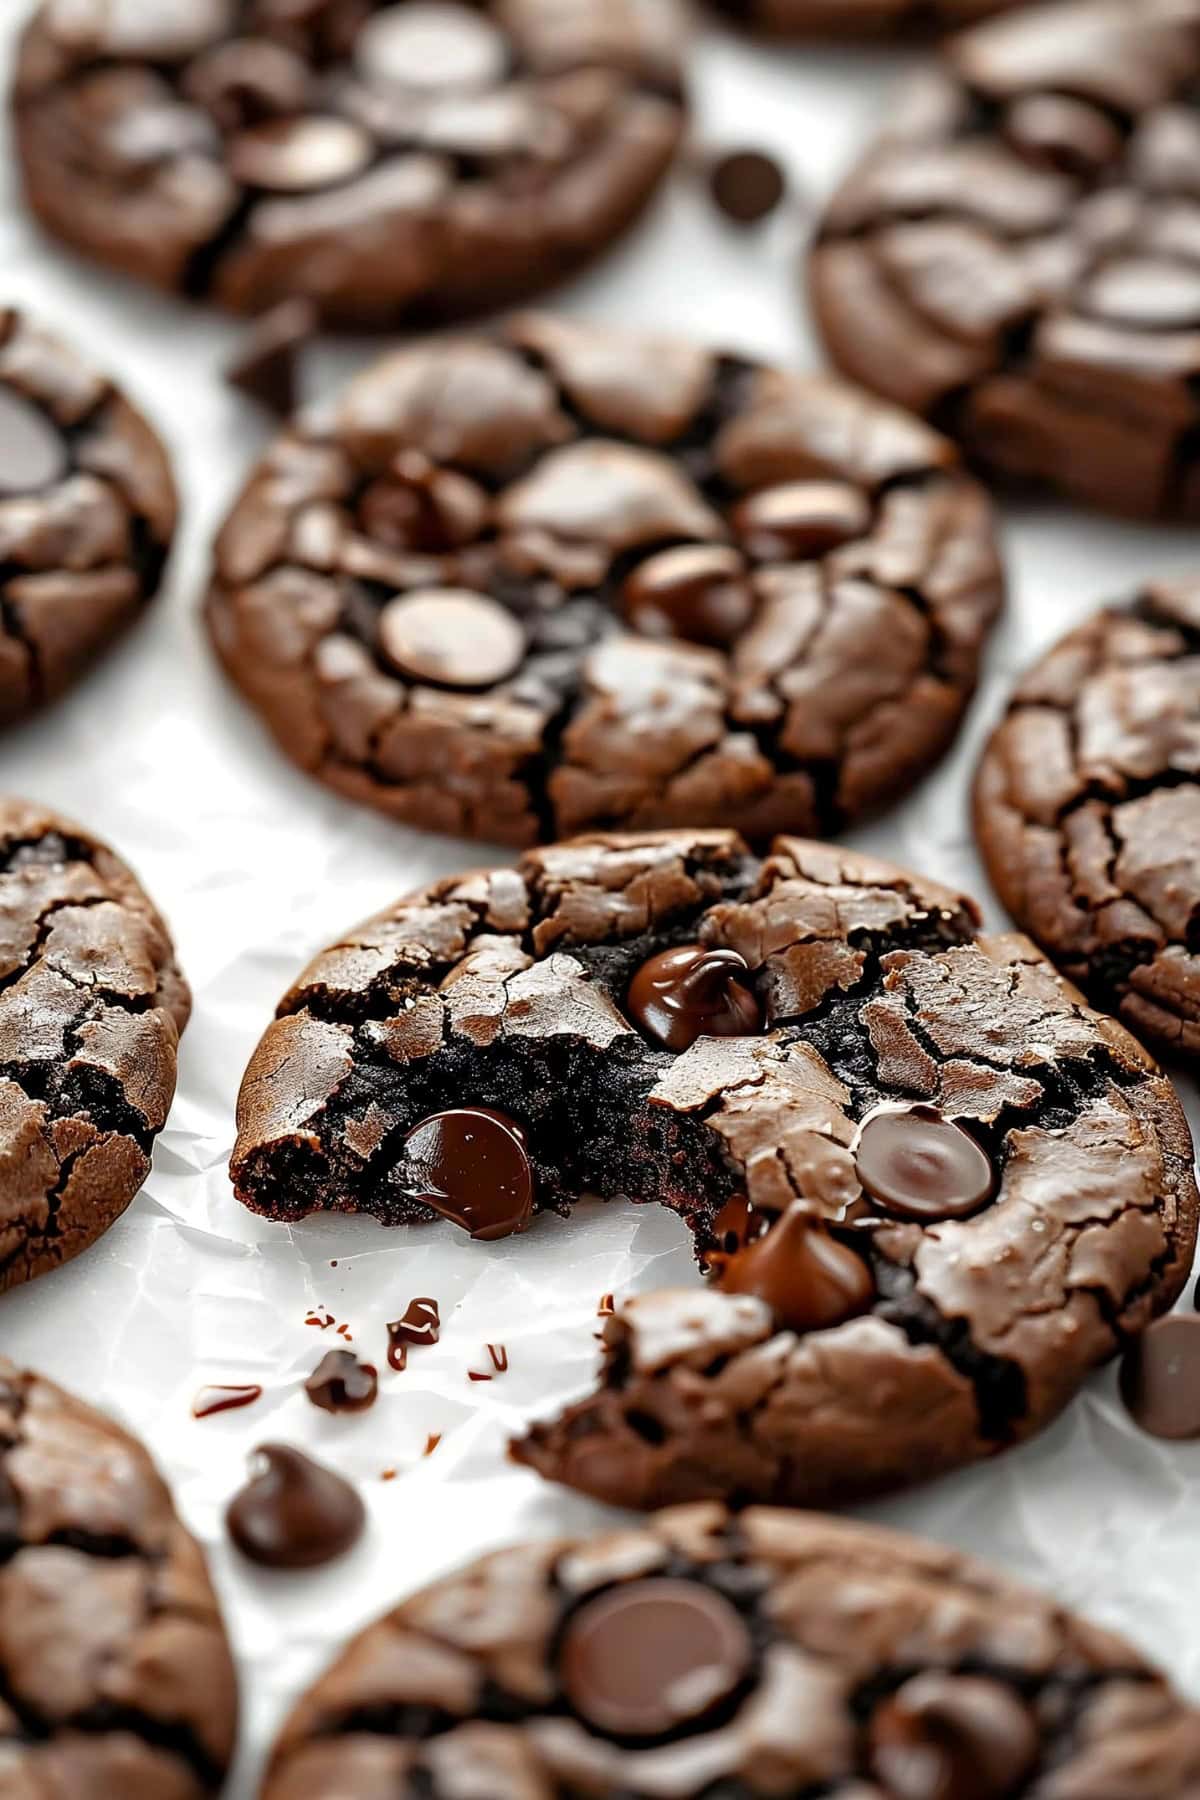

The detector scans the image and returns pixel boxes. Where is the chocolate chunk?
[193,1383,263,1418]
[226,298,316,415]
[306,1349,378,1413]
[855,1104,994,1222]
[718,1204,875,1332]
[870,1673,1040,1800]
[1119,1315,1200,1441]
[731,480,871,561]
[0,384,68,492]
[398,1107,534,1240]
[357,3,508,93]
[627,944,763,1051]
[560,1578,752,1737]
[227,1443,366,1568]
[377,589,525,688]
[622,545,755,647]
[387,1296,441,1370]
[708,148,787,224]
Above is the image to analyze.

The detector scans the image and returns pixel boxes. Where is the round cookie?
[0,1356,238,1796]
[809,0,1200,520]
[12,1,685,327]
[259,1503,1200,1799]
[712,0,1027,35]
[229,829,1197,1510]
[206,312,1004,845]
[0,309,176,723]
[976,575,1200,1062]
[0,798,190,1295]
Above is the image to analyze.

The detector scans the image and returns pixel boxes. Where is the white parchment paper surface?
[2,7,1200,1793]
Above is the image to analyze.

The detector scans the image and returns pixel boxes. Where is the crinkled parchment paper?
[2,8,1199,1793]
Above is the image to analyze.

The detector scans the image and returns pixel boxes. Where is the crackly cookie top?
[13,0,685,326]
[206,313,1003,846]
[975,575,1200,1060]
[260,1502,1200,1799]
[810,0,1200,519]
[0,1357,238,1796]
[231,828,1196,1510]
[0,798,190,1295]
[712,0,1028,37]
[0,309,177,724]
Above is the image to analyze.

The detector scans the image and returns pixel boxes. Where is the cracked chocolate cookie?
[206,313,1004,845]
[259,1502,1200,1799]
[12,0,685,328]
[712,0,1027,36]
[0,1357,238,1795]
[975,575,1200,1063]
[229,829,1197,1510]
[810,0,1200,520]
[0,798,190,1295]
[0,309,176,724]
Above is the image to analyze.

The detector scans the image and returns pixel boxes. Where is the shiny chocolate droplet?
[627,944,762,1053]
[378,589,524,688]
[708,149,787,225]
[718,1204,875,1333]
[870,1673,1039,1800]
[226,1444,365,1569]
[622,545,754,648]
[399,1107,533,1241]
[560,1578,752,1739]
[192,1383,263,1420]
[855,1105,994,1223]
[0,388,68,495]
[387,1296,441,1370]
[1119,1314,1200,1441]
[305,1349,378,1414]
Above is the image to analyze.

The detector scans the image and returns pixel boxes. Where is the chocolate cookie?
[0,309,176,723]
[809,0,1200,519]
[13,1,685,328]
[260,1503,1200,1799]
[229,829,1197,1510]
[975,576,1200,1061]
[0,798,190,1295]
[0,1356,238,1795]
[712,0,1026,35]
[206,313,1004,845]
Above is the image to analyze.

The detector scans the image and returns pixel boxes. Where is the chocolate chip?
[718,1204,875,1333]
[184,38,311,130]
[622,545,755,648]
[398,1107,534,1241]
[228,116,373,191]
[360,452,488,552]
[1004,94,1123,178]
[0,387,68,494]
[226,1443,365,1569]
[1119,1314,1200,1441]
[855,1105,994,1222]
[559,1578,752,1738]
[870,1673,1039,1800]
[1082,258,1200,330]
[226,298,317,416]
[387,1296,441,1370]
[377,589,525,687]
[731,480,871,562]
[306,1349,378,1413]
[627,944,763,1053]
[708,149,787,225]
[356,3,508,93]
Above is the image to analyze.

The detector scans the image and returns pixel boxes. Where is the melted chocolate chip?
[708,149,787,225]
[731,480,871,562]
[622,545,755,648]
[356,3,508,94]
[855,1105,994,1223]
[306,1349,378,1414]
[228,116,373,191]
[226,298,316,416]
[377,589,525,688]
[192,1384,263,1420]
[870,1673,1039,1800]
[227,1444,365,1569]
[718,1204,875,1333]
[627,944,763,1052]
[1119,1314,1200,1441]
[398,1107,534,1240]
[0,387,68,494]
[360,452,486,552]
[559,1578,752,1738]
[387,1296,441,1370]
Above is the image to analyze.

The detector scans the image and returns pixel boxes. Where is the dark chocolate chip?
[717,1203,875,1333]
[855,1104,994,1222]
[731,480,871,562]
[388,1297,441,1370]
[356,3,508,93]
[870,1672,1039,1800]
[0,387,68,494]
[226,298,317,416]
[1119,1314,1200,1441]
[306,1349,379,1413]
[398,1107,534,1241]
[377,589,525,688]
[627,944,763,1052]
[227,1443,366,1568]
[708,149,787,225]
[559,1577,752,1738]
[622,545,755,648]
